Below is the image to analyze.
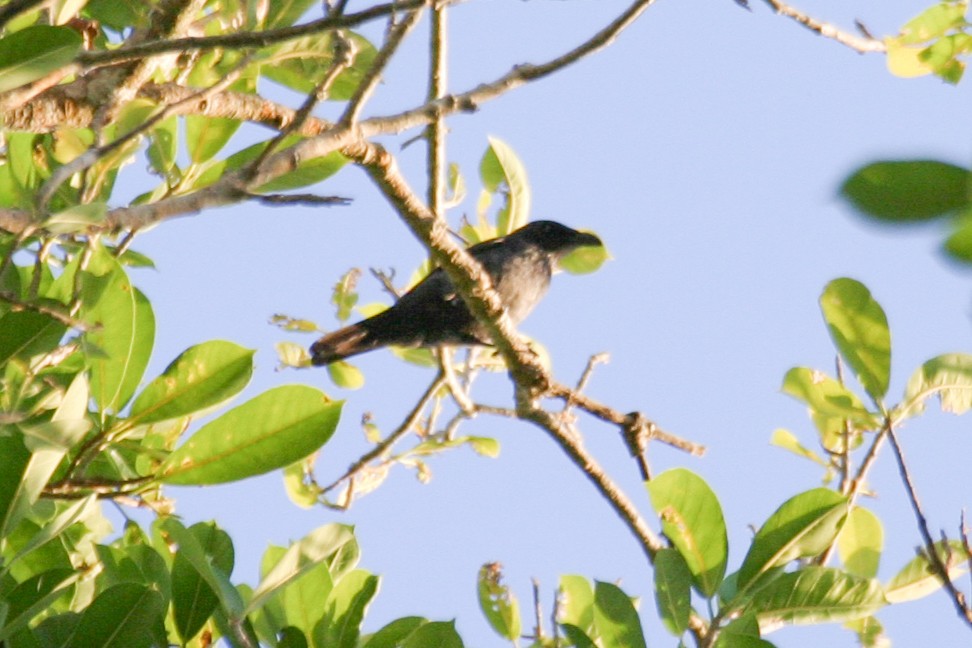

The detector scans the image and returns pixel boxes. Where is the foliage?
[0,0,969,647]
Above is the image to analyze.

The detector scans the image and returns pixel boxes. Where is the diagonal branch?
[761,0,886,53]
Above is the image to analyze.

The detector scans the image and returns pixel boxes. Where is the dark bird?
[310,220,602,365]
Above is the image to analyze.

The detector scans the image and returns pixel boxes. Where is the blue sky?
[125,1,971,645]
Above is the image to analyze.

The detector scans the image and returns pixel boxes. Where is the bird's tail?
[309,321,383,365]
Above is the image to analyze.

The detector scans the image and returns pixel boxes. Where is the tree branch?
[760,0,886,54]
[887,423,972,629]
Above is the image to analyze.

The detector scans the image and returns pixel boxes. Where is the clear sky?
[125,1,972,645]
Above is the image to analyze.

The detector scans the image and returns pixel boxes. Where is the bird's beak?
[575,231,603,248]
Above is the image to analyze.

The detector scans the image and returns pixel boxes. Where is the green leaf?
[477,563,521,641]
[171,522,235,644]
[331,268,360,321]
[318,570,380,648]
[593,581,646,648]
[327,361,365,390]
[43,203,108,234]
[559,235,609,274]
[274,559,334,639]
[401,620,464,648]
[819,278,891,403]
[157,517,243,619]
[186,116,241,164]
[781,367,877,428]
[654,548,692,636]
[362,617,428,648]
[837,507,883,578]
[901,353,972,416]
[558,575,595,634]
[64,583,166,648]
[0,26,81,93]
[0,568,79,642]
[265,0,319,28]
[844,616,888,648]
[0,432,32,539]
[254,150,348,193]
[840,160,970,222]
[715,613,775,648]
[247,524,358,615]
[479,137,531,235]
[260,32,377,101]
[885,540,971,603]
[746,567,885,628]
[283,460,321,509]
[2,495,96,576]
[561,624,597,648]
[80,248,155,415]
[943,212,972,262]
[0,305,67,365]
[770,428,826,466]
[159,385,342,485]
[898,2,968,44]
[146,115,178,178]
[129,340,255,425]
[737,488,849,593]
[647,468,728,596]
[467,436,500,458]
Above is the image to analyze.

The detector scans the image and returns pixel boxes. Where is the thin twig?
[249,193,353,207]
[0,290,93,330]
[761,0,886,53]
[532,578,544,642]
[427,2,448,216]
[341,8,425,125]
[248,34,355,174]
[70,0,443,68]
[321,372,447,494]
[887,423,972,628]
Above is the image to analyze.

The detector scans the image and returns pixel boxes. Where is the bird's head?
[515,220,603,255]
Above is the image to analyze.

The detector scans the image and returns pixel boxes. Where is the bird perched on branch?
[310,220,602,365]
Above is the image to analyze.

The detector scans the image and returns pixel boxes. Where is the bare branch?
[761,0,886,53]
[0,290,93,331]
[322,372,447,496]
[887,424,972,628]
[71,0,443,68]
[340,9,426,125]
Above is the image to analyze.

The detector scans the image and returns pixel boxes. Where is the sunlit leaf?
[885,540,971,603]
[901,353,972,416]
[159,385,342,485]
[327,360,365,390]
[558,575,595,634]
[0,26,81,93]
[593,581,646,648]
[837,507,883,579]
[748,567,885,629]
[654,548,691,636]
[129,340,254,425]
[478,563,521,641]
[819,278,891,403]
[80,247,155,415]
[172,522,234,643]
[248,524,358,614]
[559,235,609,274]
[479,137,530,235]
[737,488,848,592]
[770,428,827,466]
[186,115,241,164]
[647,468,728,597]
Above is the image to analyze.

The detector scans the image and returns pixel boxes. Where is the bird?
[309,220,602,365]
